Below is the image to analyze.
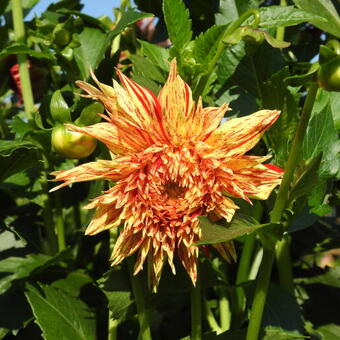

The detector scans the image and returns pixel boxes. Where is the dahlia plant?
[0,1,339,340]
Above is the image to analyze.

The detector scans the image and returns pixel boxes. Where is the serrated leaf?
[0,254,50,292]
[130,55,166,83]
[25,284,96,340]
[254,6,327,28]
[303,101,340,178]
[293,0,340,38]
[139,40,169,71]
[163,0,192,49]
[0,148,38,183]
[0,250,71,293]
[0,43,55,61]
[97,269,133,320]
[74,27,107,79]
[193,25,227,71]
[288,155,322,204]
[50,90,71,123]
[0,140,36,157]
[195,215,278,245]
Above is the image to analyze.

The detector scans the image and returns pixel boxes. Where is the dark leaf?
[25,283,96,340]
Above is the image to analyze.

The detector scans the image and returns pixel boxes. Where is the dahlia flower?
[51,60,282,290]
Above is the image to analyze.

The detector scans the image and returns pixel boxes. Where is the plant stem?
[40,159,58,255]
[270,83,319,223]
[204,297,222,334]
[193,9,260,99]
[276,0,287,41]
[127,258,152,340]
[245,247,275,340]
[218,287,231,332]
[108,316,119,340]
[276,235,294,295]
[55,191,66,252]
[191,278,202,340]
[248,247,263,280]
[233,233,256,325]
[246,83,319,340]
[11,0,35,120]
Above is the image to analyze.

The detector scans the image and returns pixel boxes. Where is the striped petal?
[205,110,280,156]
[65,123,148,154]
[50,158,138,191]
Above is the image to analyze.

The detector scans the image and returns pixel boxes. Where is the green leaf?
[98,269,133,320]
[195,215,278,245]
[293,0,340,38]
[262,284,305,335]
[297,266,340,289]
[130,55,166,83]
[193,25,227,72]
[110,9,153,37]
[316,324,340,340]
[163,0,192,49]
[139,40,170,71]
[50,90,72,123]
[0,43,55,61]
[0,140,36,157]
[254,6,326,28]
[303,101,340,178]
[51,271,92,297]
[0,148,38,183]
[76,102,103,126]
[25,284,96,340]
[0,254,50,293]
[263,326,306,339]
[215,0,239,25]
[74,27,107,79]
[0,250,71,293]
[288,155,322,205]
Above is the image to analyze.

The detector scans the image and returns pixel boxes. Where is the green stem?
[276,236,294,295]
[246,83,319,340]
[191,279,202,340]
[11,0,35,120]
[55,191,66,252]
[127,258,152,340]
[248,248,263,280]
[204,297,222,334]
[245,248,275,340]
[40,155,58,255]
[108,316,119,340]
[218,288,231,332]
[276,0,287,42]
[193,9,260,99]
[271,83,319,223]
[234,233,256,324]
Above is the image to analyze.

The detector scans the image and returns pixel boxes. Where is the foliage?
[0,0,339,339]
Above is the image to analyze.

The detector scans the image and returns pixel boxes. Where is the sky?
[26,0,121,20]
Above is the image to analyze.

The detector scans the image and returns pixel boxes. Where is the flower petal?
[158,59,195,142]
[50,158,138,191]
[205,110,280,156]
[65,123,148,154]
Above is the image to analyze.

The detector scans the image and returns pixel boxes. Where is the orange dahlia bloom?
[51,60,282,290]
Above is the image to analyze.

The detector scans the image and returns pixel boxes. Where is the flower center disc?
[164,182,186,201]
